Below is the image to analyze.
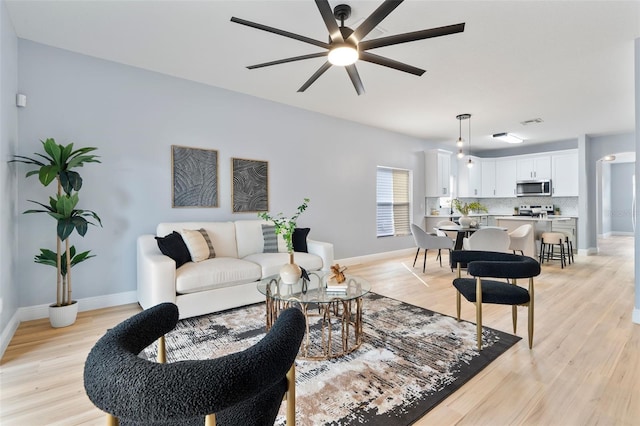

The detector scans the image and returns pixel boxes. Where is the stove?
[516,204,554,217]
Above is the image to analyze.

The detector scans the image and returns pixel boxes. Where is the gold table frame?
[257,272,371,360]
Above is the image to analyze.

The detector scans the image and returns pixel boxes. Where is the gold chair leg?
[456,291,461,321]
[158,335,166,364]
[205,414,216,426]
[512,305,518,334]
[476,276,483,351]
[106,414,119,426]
[528,277,535,349]
[286,364,296,426]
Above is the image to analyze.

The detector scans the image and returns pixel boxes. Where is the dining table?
[437,225,508,251]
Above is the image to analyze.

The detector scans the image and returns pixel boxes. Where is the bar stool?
[558,231,575,264]
[539,232,567,268]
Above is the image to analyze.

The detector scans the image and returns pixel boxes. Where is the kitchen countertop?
[495,216,572,222]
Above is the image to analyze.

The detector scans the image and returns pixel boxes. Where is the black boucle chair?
[450,250,541,350]
[84,303,306,426]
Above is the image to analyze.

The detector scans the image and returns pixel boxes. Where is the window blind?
[376,167,411,237]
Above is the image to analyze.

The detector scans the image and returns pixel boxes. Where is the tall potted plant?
[12,138,102,327]
[258,198,309,284]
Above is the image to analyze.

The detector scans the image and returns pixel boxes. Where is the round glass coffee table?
[257,271,371,360]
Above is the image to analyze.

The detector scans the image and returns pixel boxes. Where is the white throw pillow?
[181,228,216,262]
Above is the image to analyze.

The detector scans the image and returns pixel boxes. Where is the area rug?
[141,293,520,425]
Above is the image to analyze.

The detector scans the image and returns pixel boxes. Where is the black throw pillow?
[155,231,191,268]
[292,228,310,253]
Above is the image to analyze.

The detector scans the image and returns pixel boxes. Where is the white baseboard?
[0,291,138,359]
[633,308,640,325]
[17,291,138,322]
[337,247,415,267]
[0,310,21,360]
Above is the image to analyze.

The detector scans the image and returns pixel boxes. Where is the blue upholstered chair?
[450,250,541,350]
[84,303,306,426]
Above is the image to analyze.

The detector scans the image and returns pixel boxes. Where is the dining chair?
[435,220,458,242]
[508,224,533,255]
[410,223,454,272]
[462,227,511,252]
[450,250,541,350]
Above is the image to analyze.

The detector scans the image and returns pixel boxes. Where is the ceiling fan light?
[328,44,358,66]
[493,132,523,144]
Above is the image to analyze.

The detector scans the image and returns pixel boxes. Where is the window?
[376,166,412,237]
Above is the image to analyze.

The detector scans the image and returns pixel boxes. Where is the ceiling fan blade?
[231,17,330,49]
[298,62,333,92]
[345,65,365,96]
[349,0,404,43]
[315,0,343,43]
[247,52,328,69]
[360,51,425,76]
[359,23,465,50]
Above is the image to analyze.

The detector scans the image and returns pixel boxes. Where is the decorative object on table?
[171,145,218,208]
[330,263,347,283]
[232,157,268,212]
[11,138,102,327]
[141,293,520,426]
[452,199,488,227]
[258,198,310,284]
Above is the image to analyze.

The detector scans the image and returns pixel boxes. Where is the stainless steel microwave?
[516,180,552,197]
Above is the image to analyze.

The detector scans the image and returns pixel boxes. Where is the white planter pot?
[459,215,473,227]
[49,301,78,328]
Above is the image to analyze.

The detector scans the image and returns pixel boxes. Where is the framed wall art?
[172,145,219,208]
[232,157,268,213]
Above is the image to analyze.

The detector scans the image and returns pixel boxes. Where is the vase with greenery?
[258,198,309,284]
[452,199,488,227]
[11,138,102,327]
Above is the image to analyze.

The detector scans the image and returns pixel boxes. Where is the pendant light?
[455,114,471,162]
[466,114,473,168]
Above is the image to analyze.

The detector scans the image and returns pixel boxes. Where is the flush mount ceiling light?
[493,132,523,144]
[603,155,616,162]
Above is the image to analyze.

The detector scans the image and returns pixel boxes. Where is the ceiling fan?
[230,0,465,95]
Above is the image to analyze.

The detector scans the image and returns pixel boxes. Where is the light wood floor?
[1,236,638,425]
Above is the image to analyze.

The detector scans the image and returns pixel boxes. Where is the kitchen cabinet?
[552,150,579,196]
[495,159,517,197]
[481,159,496,197]
[425,149,451,197]
[516,155,551,180]
[457,156,482,197]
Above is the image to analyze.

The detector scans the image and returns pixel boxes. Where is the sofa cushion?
[244,252,323,278]
[235,220,286,258]
[175,257,262,294]
[181,228,216,262]
[293,228,310,253]
[157,222,238,258]
[261,225,278,253]
[155,231,191,268]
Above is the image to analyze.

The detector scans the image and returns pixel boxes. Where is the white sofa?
[137,220,334,319]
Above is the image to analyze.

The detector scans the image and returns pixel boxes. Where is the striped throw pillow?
[181,228,216,262]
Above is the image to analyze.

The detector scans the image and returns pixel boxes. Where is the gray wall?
[14,40,431,307]
[0,1,19,338]
[610,162,635,234]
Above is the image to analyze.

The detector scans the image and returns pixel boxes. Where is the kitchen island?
[495,216,573,258]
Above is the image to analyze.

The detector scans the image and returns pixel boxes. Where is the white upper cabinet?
[516,155,551,180]
[551,150,579,196]
[457,156,482,197]
[481,159,496,197]
[494,159,517,197]
[425,149,451,197]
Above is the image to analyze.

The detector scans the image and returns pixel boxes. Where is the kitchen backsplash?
[426,196,579,216]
